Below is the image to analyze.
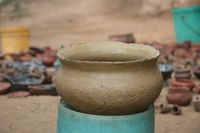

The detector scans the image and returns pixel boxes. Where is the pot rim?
[175,68,191,72]
[57,42,160,64]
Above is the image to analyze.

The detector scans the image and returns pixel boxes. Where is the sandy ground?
[0,0,200,133]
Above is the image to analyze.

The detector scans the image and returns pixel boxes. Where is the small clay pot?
[174,68,191,79]
[171,79,195,90]
[193,95,200,112]
[170,104,181,115]
[193,66,200,79]
[166,87,192,106]
[108,33,135,43]
[0,82,11,94]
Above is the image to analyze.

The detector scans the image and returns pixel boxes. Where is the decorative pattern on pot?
[193,95,200,112]
[174,68,191,79]
[166,87,192,106]
[171,79,195,90]
[55,41,163,115]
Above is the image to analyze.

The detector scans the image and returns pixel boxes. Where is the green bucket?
[172,5,200,44]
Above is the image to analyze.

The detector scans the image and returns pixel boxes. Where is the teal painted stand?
[172,5,200,44]
[57,100,155,133]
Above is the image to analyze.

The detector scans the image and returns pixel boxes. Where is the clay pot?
[0,82,11,94]
[171,79,195,90]
[158,64,174,86]
[174,68,191,79]
[193,95,200,112]
[193,66,200,79]
[108,33,135,43]
[166,87,192,106]
[55,41,163,115]
[36,53,57,66]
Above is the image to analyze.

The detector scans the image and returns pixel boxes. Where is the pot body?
[174,69,191,79]
[166,88,192,106]
[56,58,163,115]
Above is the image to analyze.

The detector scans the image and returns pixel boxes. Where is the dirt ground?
[0,0,200,133]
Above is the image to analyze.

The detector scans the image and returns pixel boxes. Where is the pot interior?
[58,41,159,62]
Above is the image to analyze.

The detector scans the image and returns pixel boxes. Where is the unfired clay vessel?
[55,41,163,115]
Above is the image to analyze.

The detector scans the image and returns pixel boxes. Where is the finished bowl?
[55,41,163,115]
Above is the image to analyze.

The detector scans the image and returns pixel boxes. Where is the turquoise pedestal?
[57,100,155,133]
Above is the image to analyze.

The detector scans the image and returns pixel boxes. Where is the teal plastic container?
[57,100,155,133]
[172,5,200,44]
